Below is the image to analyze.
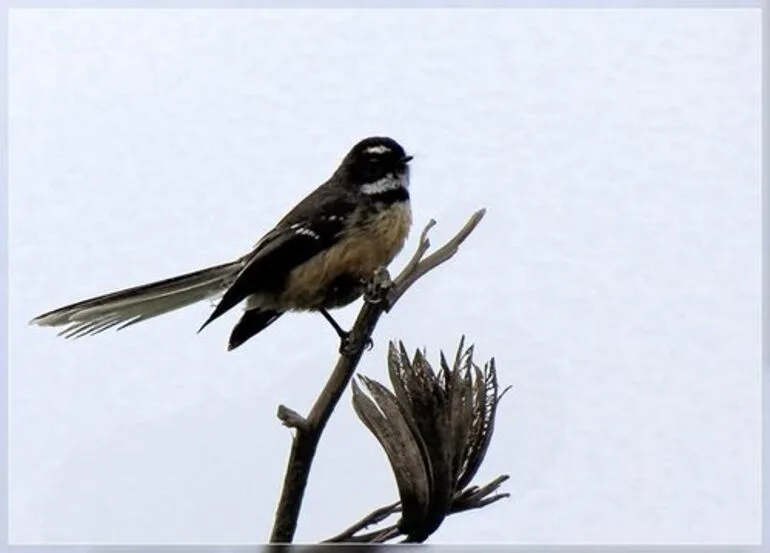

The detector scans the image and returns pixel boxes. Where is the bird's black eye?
[368,156,380,165]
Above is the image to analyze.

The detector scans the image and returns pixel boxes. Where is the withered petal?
[457,357,508,490]
[351,377,431,530]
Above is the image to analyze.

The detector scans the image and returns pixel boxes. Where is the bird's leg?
[319,308,348,340]
[319,308,373,355]
[320,269,391,354]
[363,267,393,306]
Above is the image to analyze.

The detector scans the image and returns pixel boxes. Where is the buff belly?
[276,201,412,311]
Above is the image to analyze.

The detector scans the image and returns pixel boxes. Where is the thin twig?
[269,210,487,543]
[349,525,400,543]
[387,209,486,308]
[324,473,509,543]
[395,218,435,283]
[322,501,401,542]
[450,474,510,513]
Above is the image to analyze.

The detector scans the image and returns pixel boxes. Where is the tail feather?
[228,309,283,350]
[31,260,243,338]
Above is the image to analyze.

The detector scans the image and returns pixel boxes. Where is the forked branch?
[269,209,486,543]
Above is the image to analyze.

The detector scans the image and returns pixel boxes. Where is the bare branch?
[328,524,400,543]
[324,474,509,543]
[387,209,486,308]
[276,405,310,432]
[395,218,435,284]
[269,210,486,543]
[451,474,510,513]
[323,501,401,542]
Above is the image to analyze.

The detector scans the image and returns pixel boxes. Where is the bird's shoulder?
[233,184,348,272]
[249,182,354,254]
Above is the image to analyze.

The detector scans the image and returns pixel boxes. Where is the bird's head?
[340,136,413,192]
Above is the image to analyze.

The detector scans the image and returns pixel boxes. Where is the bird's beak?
[400,155,414,164]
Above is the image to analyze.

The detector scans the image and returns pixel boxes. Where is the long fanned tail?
[30,260,243,338]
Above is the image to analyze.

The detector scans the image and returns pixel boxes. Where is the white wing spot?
[294,227,320,240]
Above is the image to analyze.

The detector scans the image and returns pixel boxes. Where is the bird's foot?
[363,267,393,306]
[339,331,374,356]
[319,308,373,355]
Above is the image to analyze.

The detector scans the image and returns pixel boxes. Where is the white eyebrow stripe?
[364,145,391,154]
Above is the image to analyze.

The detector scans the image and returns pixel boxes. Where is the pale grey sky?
[8,8,762,545]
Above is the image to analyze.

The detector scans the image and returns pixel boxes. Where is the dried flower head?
[351,337,510,542]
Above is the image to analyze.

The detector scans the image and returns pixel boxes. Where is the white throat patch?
[360,174,408,196]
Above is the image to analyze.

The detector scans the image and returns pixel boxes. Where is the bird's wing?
[198,192,354,330]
